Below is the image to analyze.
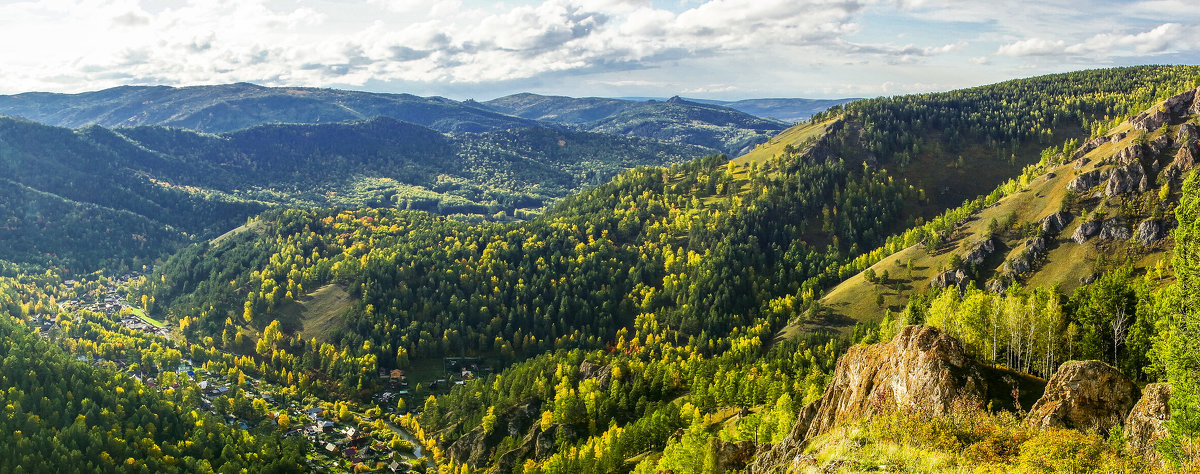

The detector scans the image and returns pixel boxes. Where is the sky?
[0,0,1197,100]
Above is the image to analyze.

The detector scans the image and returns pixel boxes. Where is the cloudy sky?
[0,0,1197,100]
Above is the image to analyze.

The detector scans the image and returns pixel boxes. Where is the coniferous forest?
[1,62,1200,473]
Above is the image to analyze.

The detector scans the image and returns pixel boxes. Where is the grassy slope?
[271,283,355,343]
[798,114,1185,336]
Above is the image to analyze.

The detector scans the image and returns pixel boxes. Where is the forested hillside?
[131,66,1200,472]
[1,66,1199,473]
[0,116,708,272]
[0,83,543,133]
[485,94,790,155]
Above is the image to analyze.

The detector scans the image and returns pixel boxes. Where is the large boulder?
[809,326,984,441]
[1113,144,1144,165]
[1135,219,1169,246]
[1040,211,1072,235]
[1072,220,1101,244]
[1068,170,1103,193]
[751,326,995,472]
[931,269,969,290]
[1132,108,1171,132]
[964,238,995,265]
[1125,383,1172,467]
[1098,219,1132,241]
[1165,88,1197,115]
[1105,161,1147,196]
[1025,360,1139,436]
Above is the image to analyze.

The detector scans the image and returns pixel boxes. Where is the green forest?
[1,65,1200,472]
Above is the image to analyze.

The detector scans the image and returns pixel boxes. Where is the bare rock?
[1177,123,1198,144]
[1165,87,1197,115]
[1073,137,1105,159]
[1109,131,1127,144]
[1132,108,1171,132]
[1191,85,1200,115]
[1003,256,1031,275]
[1135,219,1172,246]
[1068,170,1103,193]
[1149,135,1173,156]
[964,238,995,265]
[1125,383,1172,467]
[713,439,757,473]
[1072,220,1100,244]
[1113,144,1144,165]
[1166,142,1197,181]
[986,278,1009,294]
[1025,360,1139,436]
[1040,211,1072,235]
[1024,236,1047,256]
[931,269,970,290]
[1104,161,1146,196]
[1074,157,1090,169]
[1098,219,1132,241]
[579,360,613,390]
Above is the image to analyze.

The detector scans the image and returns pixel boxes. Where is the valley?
[0,64,1199,473]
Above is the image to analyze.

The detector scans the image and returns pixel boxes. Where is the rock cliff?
[750,326,999,472]
[1125,383,1171,467]
[1024,360,1138,436]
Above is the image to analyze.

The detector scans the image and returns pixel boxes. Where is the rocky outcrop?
[752,326,991,472]
[1178,123,1198,143]
[1132,108,1171,132]
[1125,383,1171,466]
[1072,136,1105,159]
[1074,157,1090,169]
[1025,360,1139,436]
[1135,219,1170,246]
[579,360,613,390]
[931,269,969,290]
[1072,220,1101,244]
[713,439,757,473]
[1149,135,1172,156]
[1166,88,1197,115]
[1098,219,1132,241]
[1002,237,1047,276]
[1040,211,1072,235]
[1113,144,1144,165]
[1067,170,1103,193]
[1104,161,1147,196]
[964,238,995,265]
[1166,141,1197,181]
[986,278,1009,294]
[1191,85,1200,115]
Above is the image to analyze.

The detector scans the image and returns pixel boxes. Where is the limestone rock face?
[1104,161,1146,196]
[1135,219,1169,246]
[1068,170,1103,193]
[1025,360,1139,436]
[1072,220,1100,244]
[1098,219,1132,241]
[1132,108,1171,132]
[1113,144,1144,165]
[964,238,995,265]
[931,269,969,290]
[750,326,991,473]
[713,439,757,473]
[1040,211,1072,235]
[1125,383,1172,467]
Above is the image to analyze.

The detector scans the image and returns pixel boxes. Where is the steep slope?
[808,84,1200,334]
[0,83,543,133]
[484,94,790,155]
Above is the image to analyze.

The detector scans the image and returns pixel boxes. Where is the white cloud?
[0,0,1195,98]
[996,38,1068,56]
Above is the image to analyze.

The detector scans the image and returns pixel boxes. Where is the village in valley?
[31,270,466,473]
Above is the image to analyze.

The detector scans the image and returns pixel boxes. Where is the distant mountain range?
[0,84,852,156]
[0,114,709,271]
